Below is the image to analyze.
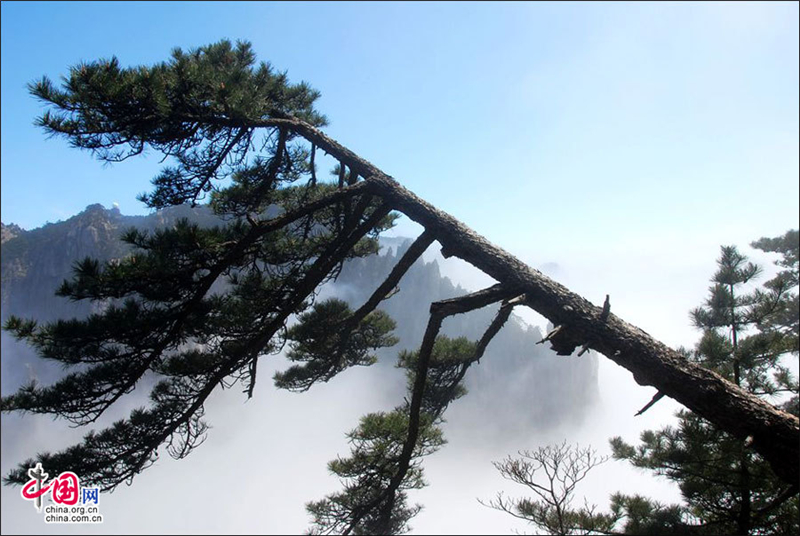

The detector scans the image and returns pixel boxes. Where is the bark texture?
[244,114,798,486]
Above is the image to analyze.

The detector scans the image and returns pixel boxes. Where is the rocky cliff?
[1,204,599,434]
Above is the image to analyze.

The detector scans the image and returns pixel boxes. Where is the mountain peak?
[1,222,25,244]
[83,203,107,213]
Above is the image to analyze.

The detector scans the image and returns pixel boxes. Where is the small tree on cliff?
[488,233,799,535]
[608,235,799,535]
[2,40,798,534]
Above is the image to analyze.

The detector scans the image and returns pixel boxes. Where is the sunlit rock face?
[1,204,599,434]
[1,223,23,245]
[1,204,217,391]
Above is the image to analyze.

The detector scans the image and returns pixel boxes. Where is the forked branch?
[246,114,798,487]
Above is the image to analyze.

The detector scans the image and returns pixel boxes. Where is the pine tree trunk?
[253,115,800,487]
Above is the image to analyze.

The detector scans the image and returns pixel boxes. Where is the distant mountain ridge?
[1,204,599,435]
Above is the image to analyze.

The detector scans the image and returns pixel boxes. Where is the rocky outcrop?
[0,223,23,244]
[1,204,599,435]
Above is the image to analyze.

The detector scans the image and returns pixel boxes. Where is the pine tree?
[609,235,799,534]
[2,40,797,533]
[489,234,799,535]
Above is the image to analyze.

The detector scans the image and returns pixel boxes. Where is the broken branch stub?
[251,114,799,487]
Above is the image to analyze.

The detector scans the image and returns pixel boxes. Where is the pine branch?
[6,201,394,491]
[246,201,393,397]
[752,484,799,519]
[348,229,435,326]
[427,296,520,422]
[473,297,518,363]
[231,113,798,488]
[345,284,517,534]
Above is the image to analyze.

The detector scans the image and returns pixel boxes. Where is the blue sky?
[1,2,798,534]
[3,0,792,348]
[3,2,797,243]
